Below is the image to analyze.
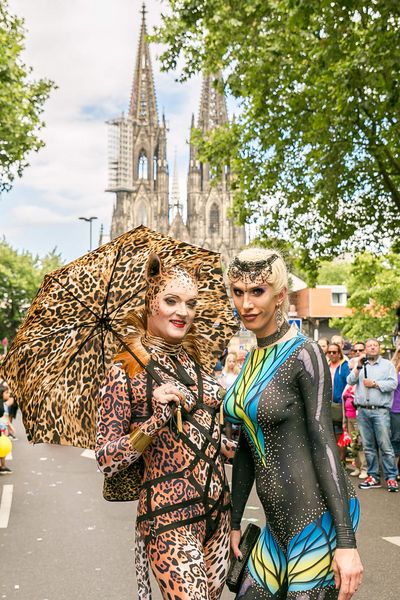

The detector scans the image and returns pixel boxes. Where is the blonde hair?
[232,247,290,314]
[223,352,240,375]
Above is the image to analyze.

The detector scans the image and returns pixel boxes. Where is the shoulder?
[295,338,328,374]
[296,337,324,359]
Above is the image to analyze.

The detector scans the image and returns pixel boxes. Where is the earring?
[275,305,284,331]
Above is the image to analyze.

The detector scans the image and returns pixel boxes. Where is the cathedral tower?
[187,74,246,264]
[105,6,246,264]
[107,5,169,238]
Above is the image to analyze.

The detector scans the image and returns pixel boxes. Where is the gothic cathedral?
[106,6,246,265]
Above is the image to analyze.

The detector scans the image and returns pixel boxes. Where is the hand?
[357,354,366,368]
[230,529,242,560]
[151,383,183,427]
[332,548,363,600]
[363,378,376,389]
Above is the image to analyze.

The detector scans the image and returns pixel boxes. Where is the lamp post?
[78,216,98,251]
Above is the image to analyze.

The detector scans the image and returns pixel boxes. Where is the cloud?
[12,205,75,226]
[3,0,211,262]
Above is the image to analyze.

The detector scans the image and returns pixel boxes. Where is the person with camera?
[347,338,398,492]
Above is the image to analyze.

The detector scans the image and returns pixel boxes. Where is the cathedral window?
[209,203,220,234]
[153,155,157,181]
[138,151,148,179]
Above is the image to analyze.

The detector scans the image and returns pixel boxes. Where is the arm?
[375,362,398,393]
[297,343,356,548]
[347,369,359,385]
[96,365,180,476]
[230,429,255,558]
[95,364,141,476]
[231,430,255,529]
[298,344,363,597]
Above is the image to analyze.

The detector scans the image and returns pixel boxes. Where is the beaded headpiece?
[227,254,279,284]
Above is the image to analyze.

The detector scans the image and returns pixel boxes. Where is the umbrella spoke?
[101,244,123,321]
[49,273,103,321]
[108,284,147,322]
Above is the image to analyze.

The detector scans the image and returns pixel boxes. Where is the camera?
[361,357,368,365]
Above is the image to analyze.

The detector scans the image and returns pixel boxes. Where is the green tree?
[317,259,352,285]
[0,1,55,191]
[154,0,400,263]
[330,252,400,346]
[0,241,63,342]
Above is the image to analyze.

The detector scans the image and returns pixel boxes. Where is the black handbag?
[226,523,261,593]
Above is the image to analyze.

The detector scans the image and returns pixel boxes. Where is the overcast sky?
[2,0,203,263]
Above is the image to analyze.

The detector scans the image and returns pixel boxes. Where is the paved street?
[1,416,399,599]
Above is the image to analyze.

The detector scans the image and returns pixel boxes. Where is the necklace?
[142,333,183,356]
[257,321,291,348]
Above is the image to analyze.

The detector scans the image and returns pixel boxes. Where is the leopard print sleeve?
[95,363,141,476]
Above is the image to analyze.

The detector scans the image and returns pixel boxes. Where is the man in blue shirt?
[347,338,398,492]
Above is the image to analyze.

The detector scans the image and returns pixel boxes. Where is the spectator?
[343,340,352,359]
[220,352,240,390]
[343,384,368,479]
[390,344,400,481]
[347,338,398,492]
[327,343,350,463]
[236,348,248,371]
[0,387,13,475]
[349,342,366,364]
[0,386,17,439]
[213,360,224,384]
[317,337,329,355]
[331,334,349,361]
[220,352,241,442]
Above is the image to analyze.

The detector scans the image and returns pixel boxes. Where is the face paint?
[147,273,198,344]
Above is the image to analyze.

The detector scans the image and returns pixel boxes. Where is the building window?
[209,203,220,234]
[153,155,157,182]
[138,151,148,179]
[331,291,347,306]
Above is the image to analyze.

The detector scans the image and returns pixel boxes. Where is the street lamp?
[79,216,98,251]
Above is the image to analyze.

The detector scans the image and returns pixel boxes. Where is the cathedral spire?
[197,73,228,133]
[129,2,158,126]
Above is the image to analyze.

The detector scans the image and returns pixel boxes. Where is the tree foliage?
[0,1,55,191]
[0,241,63,342]
[317,259,352,285]
[330,252,400,346]
[154,0,400,264]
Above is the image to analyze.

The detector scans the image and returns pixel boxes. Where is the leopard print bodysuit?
[96,348,234,600]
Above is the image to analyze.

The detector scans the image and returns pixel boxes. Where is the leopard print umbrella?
[0,226,239,449]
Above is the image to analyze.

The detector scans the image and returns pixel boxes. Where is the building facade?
[105,6,246,264]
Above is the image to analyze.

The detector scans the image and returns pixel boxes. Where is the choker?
[257,321,291,348]
[142,333,183,356]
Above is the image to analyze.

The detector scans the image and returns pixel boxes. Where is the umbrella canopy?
[0,226,238,449]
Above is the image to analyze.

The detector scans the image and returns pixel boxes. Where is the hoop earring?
[275,305,284,331]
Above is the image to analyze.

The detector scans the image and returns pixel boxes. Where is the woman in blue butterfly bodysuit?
[224,248,363,600]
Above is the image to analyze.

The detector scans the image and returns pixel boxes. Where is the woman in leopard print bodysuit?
[96,254,235,600]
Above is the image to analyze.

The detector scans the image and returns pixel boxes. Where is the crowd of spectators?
[318,335,400,492]
[0,377,16,474]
